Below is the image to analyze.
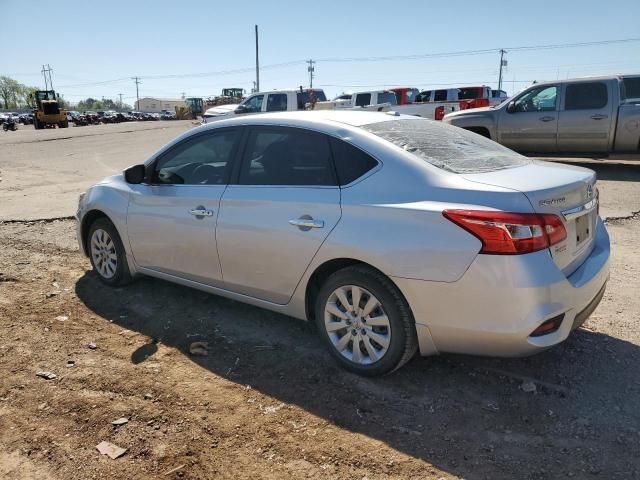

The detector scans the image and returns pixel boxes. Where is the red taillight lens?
[443,210,567,255]
[434,106,445,120]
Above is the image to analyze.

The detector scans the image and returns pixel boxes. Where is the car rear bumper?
[393,218,610,357]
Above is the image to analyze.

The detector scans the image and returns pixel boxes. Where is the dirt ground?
[1,123,640,479]
[0,216,638,480]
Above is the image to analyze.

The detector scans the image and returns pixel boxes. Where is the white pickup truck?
[316,89,459,120]
[202,88,327,123]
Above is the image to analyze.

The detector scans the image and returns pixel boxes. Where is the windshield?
[362,119,530,174]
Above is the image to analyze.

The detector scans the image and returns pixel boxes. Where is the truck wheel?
[59,120,69,128]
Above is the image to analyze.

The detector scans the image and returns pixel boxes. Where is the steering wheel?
[191,164,222,184]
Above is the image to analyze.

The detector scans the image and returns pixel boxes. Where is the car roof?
[200,110,412,130]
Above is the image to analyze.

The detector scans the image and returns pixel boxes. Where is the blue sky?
[3,0,640,104]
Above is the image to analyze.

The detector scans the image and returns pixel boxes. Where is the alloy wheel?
[324,285,391,365]
[90,228,117,279]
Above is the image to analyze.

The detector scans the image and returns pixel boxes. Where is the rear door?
[497,84,559,152]
[557,81,614,152]
[216,126,341,304]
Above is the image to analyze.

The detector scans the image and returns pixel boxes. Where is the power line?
[22,36,640,92]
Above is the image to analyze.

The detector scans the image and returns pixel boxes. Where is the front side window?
[355,93,372,107]
[565,82,608,110]
[242,95,264,113]
[266,93,288,112]
[153,130,238,185]
[239,127,336,186]
[511,85,557,112]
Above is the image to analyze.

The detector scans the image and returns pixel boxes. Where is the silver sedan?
[77,111,610,375]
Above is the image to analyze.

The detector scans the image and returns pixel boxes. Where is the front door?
[216,126,341,304]
[557,81,614,153]
[127,128,240,286]
[498,84,559,152]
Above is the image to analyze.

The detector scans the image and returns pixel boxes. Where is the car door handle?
[289,217,324,230]
[539,116,555,122]
[190,208,214,217]
[590,114,608,120]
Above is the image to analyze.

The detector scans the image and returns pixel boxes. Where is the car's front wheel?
[315,266,418,376]
[87,218,131,286]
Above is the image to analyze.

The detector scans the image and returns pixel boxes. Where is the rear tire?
[59,119,69,128]
[315,265,418,376]
[87,218,132,287]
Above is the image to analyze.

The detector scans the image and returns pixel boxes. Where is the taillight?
[434,106,445,120]
[443,210,567,255]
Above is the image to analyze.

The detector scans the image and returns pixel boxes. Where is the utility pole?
[498,49,507,91]
[118,93,123,109]
[131,76,141,110]
[307,59,315,88]
[255,25,260,92]
[41,64,54,90]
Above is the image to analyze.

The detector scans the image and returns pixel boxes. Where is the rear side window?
[297,90,327,109]
[266,93,288,112]
[355,93,371,107]
[377,92,398,105]
[458,87,482,100]
[330,138,378,185]
[565,82,608,110]
[417,91,431,102]
[622,77,640,100]
[239,127,336,186]
[362,119,530,174]
[434,90,447,101]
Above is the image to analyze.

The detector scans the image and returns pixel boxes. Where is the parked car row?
[203,84,507,123]
[64,110,177,126]
[0,112,33,125]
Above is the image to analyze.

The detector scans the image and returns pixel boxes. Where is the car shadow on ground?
[75,271,640,479]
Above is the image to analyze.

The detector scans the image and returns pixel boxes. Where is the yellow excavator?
[31,90,68,129]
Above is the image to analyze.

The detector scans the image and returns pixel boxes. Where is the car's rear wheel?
[87,218,131,286]
[315,266,418,376]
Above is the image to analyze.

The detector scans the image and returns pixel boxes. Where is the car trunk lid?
[462,161,598,276]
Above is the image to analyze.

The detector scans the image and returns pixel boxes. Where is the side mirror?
[124,164,145,184]
[506,101,517,113]
[234,105,249,115]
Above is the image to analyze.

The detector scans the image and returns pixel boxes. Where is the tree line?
[0,76,39,109]
[0,75,131,111]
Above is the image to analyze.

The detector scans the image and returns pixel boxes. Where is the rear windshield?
[362,119,530,174]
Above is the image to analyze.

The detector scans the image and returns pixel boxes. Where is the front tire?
[315,266,418,376]
[87,218,131,286]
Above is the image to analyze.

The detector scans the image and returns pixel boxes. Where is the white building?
[135,97,186,113]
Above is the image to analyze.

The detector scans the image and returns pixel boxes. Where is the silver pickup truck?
[443,75,640,153]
